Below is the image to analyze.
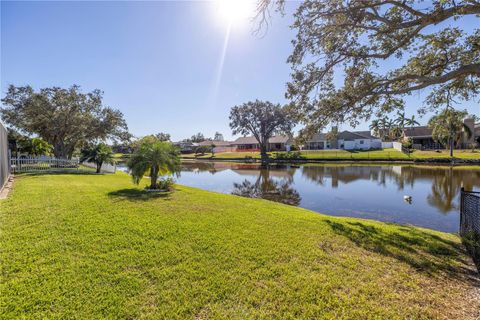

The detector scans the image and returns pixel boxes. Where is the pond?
[169,162,480,233]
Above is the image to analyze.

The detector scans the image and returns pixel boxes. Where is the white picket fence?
[10,157,116,174]
[11,157,80,173]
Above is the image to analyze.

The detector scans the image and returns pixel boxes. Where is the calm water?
[172,162,480,233]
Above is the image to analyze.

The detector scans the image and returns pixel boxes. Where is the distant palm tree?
[389,126,404,141]
[80,143,115,173]
[394,111,407,129]
[405,115,420,129]
[382,119,396,141]
[127,141,180,189]
[428,108,472,158]
[369,119,380,137]
[378,117,390,140]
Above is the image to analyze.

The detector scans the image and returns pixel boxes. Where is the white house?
[304,130,382,151]
[337,131,382,150]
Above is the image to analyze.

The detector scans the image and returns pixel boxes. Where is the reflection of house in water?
[301,165,389,188]
[181,161,238,174]
[232,168,295,181]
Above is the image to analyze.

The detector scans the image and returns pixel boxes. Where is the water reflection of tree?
[300,165,480,215]
[231,169,301,206]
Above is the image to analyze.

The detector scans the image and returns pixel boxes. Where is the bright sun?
[217,0,255,24]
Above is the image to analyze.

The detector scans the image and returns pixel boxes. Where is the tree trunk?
[53,140,67,159]
[150,166,158,189]
[450,138,454,158]
[96,162,102,174]
[260,144,269,166]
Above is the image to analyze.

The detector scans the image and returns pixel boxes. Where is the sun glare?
[217,0,255,24]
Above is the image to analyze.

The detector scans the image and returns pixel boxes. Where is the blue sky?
[1,1,478,141]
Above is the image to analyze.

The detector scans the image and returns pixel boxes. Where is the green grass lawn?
[1,173,479,319]
[181,148,480,161]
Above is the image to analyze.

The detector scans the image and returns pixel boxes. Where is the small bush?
[145,177,175,191]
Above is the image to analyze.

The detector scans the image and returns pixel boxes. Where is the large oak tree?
[257,0,480,137]
[229,100,294,164]
[1,85,130,158]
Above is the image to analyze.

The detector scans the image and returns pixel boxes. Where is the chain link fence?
[460,188,480,271]
[0,121,11,192]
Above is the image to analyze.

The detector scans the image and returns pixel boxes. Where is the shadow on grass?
[108,188,173,202]
[324,219,479,283]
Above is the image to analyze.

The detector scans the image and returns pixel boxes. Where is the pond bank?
[181,157,480,166]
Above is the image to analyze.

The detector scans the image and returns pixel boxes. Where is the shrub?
[273,151,305,160]
[152,177,176,191]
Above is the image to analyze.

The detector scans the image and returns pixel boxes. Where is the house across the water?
[303,130,382,150]
[403,118,479,149]
[196,140,235,153]
[173,141,198,153]
[231,136,293,152]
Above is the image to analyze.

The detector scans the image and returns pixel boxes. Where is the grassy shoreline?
[1,173,479,319]
[179,149,480,164]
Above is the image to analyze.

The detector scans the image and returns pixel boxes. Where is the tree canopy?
[154,132,171,142]
[1,85,130,158]
[191,133,206,143]
[257,0,480,137]
[229,100,294,163]
[214,132,224,141]
[18,137,53,157]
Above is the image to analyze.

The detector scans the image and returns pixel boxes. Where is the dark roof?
[307,131,379,142]
[403,126,433,138]
[306,133,327,142]
[232,136,291,145]
[337,131,370,141]
[197,140,231,147]
[352,131,378,139]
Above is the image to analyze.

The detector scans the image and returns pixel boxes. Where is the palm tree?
[405,115,420,129]
[394,111,407,129]
[382,118,395,141]
[127,141,180,189]
[389,126,404,141]
[80,143,115,173]
[369,119,380,137]
[428,108,472,158]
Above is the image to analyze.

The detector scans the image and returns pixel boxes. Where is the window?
[360,140,364,144]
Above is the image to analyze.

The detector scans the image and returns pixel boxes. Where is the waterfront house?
[403,117,479,149]
[197,140,235,153]
[231,136,293,152]
[304,130,382,150]
[173,141,198,153]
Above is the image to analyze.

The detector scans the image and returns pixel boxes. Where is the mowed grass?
[181,148,480,161]
[1,173,479,319]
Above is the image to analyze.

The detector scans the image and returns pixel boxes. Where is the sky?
[1,1,479,142]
